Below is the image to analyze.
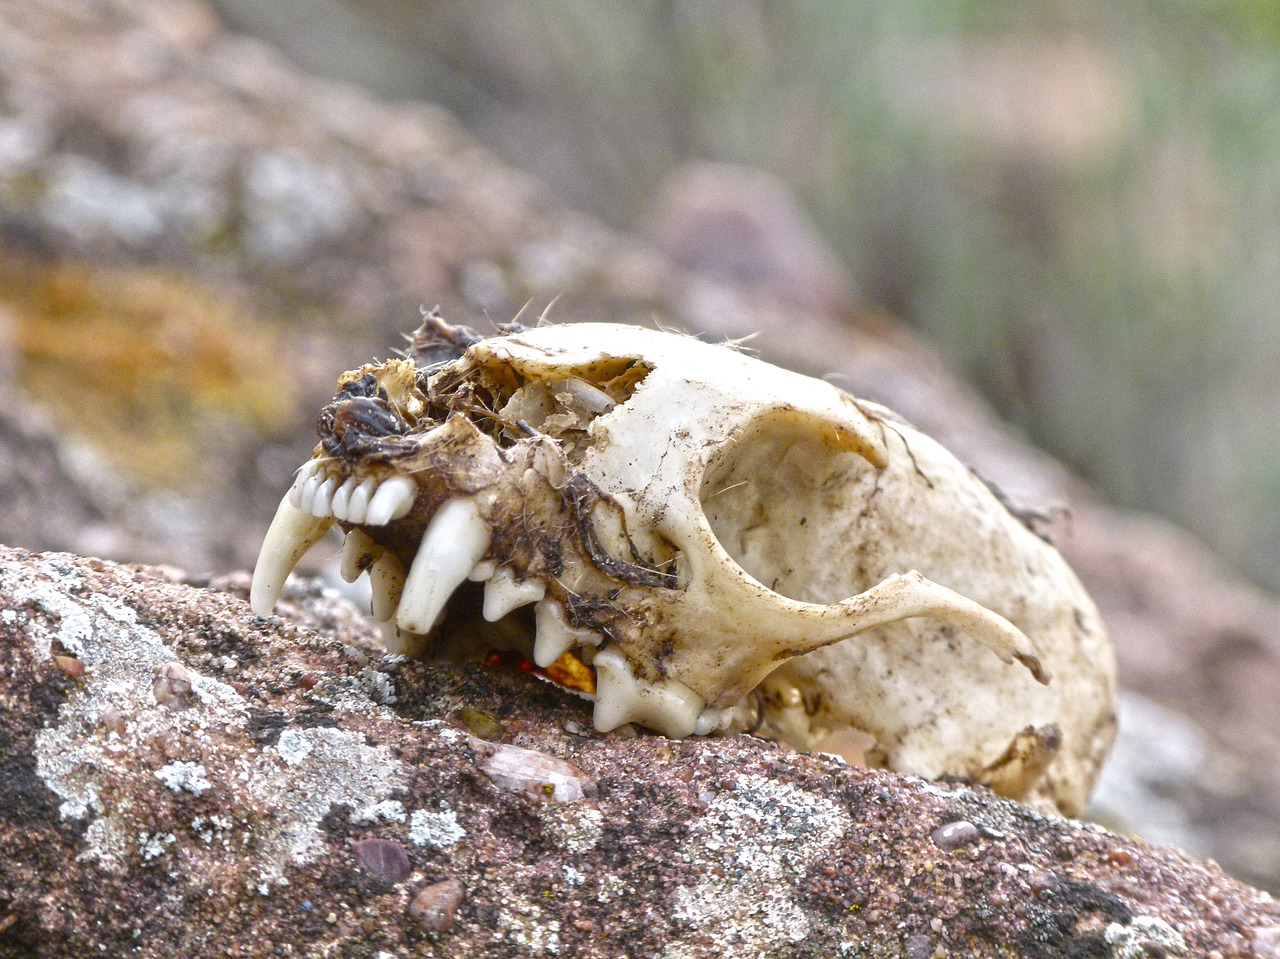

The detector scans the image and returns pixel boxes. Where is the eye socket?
[698,409,880,603]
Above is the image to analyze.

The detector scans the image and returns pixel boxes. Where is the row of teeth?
[288,461,416,526]
[251,461,711,739]
[252,477,601,672]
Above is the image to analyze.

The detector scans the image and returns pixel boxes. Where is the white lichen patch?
[408,806,467,849]
[660,773,852,959]
[4,554,406,882]
[352,799,408,824]
[156,760,213,796]
[1105,916,1188,958]
[251,725,405,874]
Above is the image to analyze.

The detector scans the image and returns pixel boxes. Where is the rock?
[1,545,1278,958]
[3,0,1280,898]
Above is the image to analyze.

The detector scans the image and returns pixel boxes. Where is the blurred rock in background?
[3,0,1280,892]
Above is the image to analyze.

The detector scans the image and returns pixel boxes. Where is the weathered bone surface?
[252,316,1117,815]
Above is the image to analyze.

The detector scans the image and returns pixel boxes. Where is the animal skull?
[251,316,1116,815]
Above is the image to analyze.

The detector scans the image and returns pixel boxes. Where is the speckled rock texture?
[1,545,1277,959]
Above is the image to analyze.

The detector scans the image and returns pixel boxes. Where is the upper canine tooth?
[483,568,546,622]
[366,476,417,526]
[250,493,335,616]
[395,497,492,634]
[346,477,376,524]
[340,528,382,583]
[309,476,337,518]
[330,477,358,521]
[532,598,599,668]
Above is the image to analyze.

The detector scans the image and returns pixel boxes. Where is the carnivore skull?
[251,316,1116,815]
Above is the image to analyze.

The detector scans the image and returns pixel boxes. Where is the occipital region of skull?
[252,314,1117,816]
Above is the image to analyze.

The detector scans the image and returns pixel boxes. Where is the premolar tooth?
[340,529,382,583]
[396,497,492,634]
[591,646,703,738]
[468,561,497,583]
[483,568,546,622]
[346,478,376,524]
[533,598,598,668]
[369,551,406,622]
[250,493,335,616]
[309,476,337,518]
[366,476,416,526]
[330,477,358,521]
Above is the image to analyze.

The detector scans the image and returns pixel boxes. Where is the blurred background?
[3,0,1280,891]
[213,0,1280,592]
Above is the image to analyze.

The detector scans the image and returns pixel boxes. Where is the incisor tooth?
[366,475,416,526]
[330,476,357,521]
[369,551,406,622]
[309,477,337,518]
[395,497,491,634]
[340,528,381,583]
[346,477,376,524]
[299,472,327,514]
[287,460,321,509]
[250,494,335,616]
[483,568,546,622]
[532,598,597,668]
[591,646,703,738]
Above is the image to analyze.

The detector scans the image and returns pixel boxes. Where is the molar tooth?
[250,493,335,616]
[483,568,546,622]
[309,476,337,518]
[532,598,597,668]
[346,478,376,524]
[366,475,417,526]
[340,528,382,583]
[395,497,492,635]
[330,477,358,521]
[591,646,703,738]
[368,551,406,622]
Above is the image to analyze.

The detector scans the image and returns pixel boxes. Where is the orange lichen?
[1,249,298,486]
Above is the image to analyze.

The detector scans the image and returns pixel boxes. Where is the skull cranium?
[251,316,1116,815]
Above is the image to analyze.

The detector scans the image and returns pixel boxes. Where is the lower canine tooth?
[340,529,382,583]
[250,493,335,616]
[369,551,406,622]
[533,598,597,668]
[366,476,416,526]
[378,618,429,657]
[483,569,546,622]
[395,497,491,634]
[591,646,703,738]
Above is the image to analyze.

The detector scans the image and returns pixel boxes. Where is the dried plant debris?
[253,314,1117,816]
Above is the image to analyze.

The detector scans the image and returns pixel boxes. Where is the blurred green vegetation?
[217,0,1280,587]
